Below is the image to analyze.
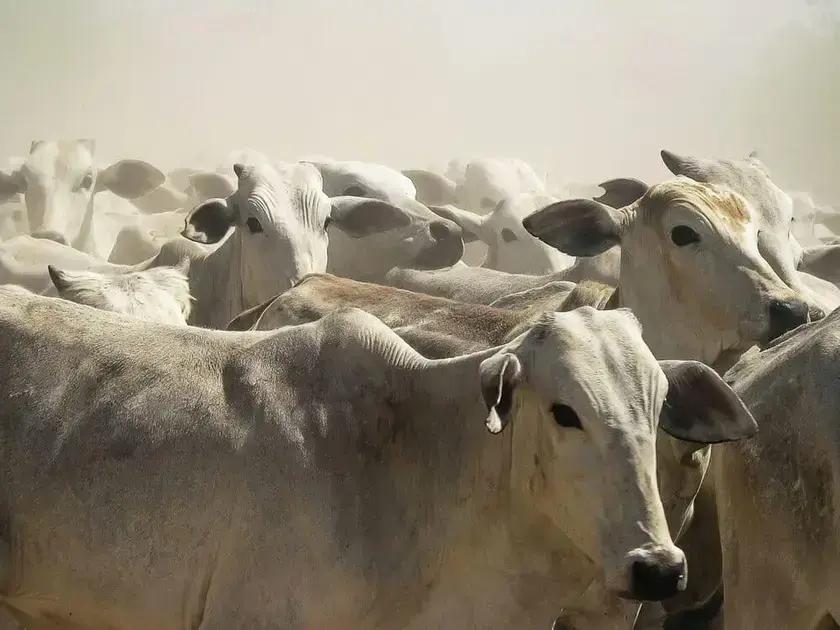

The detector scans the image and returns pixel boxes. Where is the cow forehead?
[641,178,752,232]
[236,163,327,217]
[26,141,94,180]
[517,308,662,397]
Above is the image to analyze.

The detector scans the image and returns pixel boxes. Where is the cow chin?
[411,236,464,270]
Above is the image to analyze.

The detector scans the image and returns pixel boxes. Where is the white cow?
[0,289,756,629]
[452,157,546,214]
[48,264,192,325]
[308,159,417,203]
[715,310,840,628]
[0,140,166,257]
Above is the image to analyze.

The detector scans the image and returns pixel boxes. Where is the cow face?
[431,194,575,274]
[660,150,828,318]
[480,308,755,602]
[0,140,164,244]
[326,196,464,282]
[183,162,332,304]
[524,178,810,365]
[309,160,416,204]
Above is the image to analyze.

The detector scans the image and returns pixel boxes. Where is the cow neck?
[191,231,245,329]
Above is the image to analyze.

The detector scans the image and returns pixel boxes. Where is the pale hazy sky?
[1,0,838,199]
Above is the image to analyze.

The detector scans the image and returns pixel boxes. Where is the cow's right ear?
[47,265,72,293]
[329,196,411,238]
[660,149,714,182]
[480,352,523,434]
[523,199,625,257]
[0,169,26,200]
[182,198,238,244]
[429,205,485,243]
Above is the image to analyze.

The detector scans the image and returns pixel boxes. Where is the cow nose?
[627,547,686,601]
[768,299,809,339]
[429,221,458,241]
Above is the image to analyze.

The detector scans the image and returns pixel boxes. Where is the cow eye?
[79,173,93,190]
[551,404,582,430]
[246,217,264,234]
[671,225,700,247]
[501,228,518,243]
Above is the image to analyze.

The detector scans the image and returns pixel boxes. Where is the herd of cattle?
[1,140,840,629]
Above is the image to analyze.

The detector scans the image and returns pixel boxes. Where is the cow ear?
[182,198,238,244]
[594,178,649,209]
[658,360,757,444]
[188,171,237,202]
[0,169,26,199]
[227,297,277,331]
[47,265,72,293]
[480,353,523,434]
[429,204,485,243]
[96,160,166,199]
[523,199,624,256]
[329,196,411,238]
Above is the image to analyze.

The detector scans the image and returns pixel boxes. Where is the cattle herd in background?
[0,141,839,629]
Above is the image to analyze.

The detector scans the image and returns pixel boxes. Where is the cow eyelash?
[671,225,700,247]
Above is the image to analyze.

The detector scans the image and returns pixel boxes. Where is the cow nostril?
[429,221,454,241]
[630,559,687,602]
[768,299,809,339]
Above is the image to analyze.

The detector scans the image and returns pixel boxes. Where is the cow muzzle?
[767,298,809,340]
[622,544,687,601]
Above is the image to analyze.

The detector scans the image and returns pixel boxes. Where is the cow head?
[0,140,164,243]
[660,149,829,319]
[480,308,755,601]
[326,196,464,282]
[524,177,810,365]
[430,194,575,274]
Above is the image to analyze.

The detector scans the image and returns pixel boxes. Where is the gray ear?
[182,198,237,244]
[659,360,757,444]
[47,265,71,293]
[523,199,623,256]
[429,204,485,243]
[594,178,649,209]
[480,352,523,434]
[96,160,166,199]
[660,150,711,182]
[0,169,26,198]
[227,296,278,331]
[329,196,411,238]
[189,171,237,202]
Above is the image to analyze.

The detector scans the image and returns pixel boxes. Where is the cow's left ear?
[523,199,625,257]
[658,360,757,444]
[594,178,649,209]
[96,160,166,199]
[480,352,523,434]
[182,198,238,244]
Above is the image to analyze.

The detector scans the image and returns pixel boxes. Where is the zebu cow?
[0,140,166,257]
[48,264,192,325]
[713,309,840,628]
[0,288,755,629]
[660,150,840,313]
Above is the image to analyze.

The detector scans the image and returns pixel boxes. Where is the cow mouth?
[412,236,464,269]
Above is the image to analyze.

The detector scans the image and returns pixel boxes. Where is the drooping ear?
[47,265,73,293]
[660,150,712,182]
[329,196,412,238]
[523,199,624,256]
[96,160,166,199]
[594,178,649,209]
[658,360,757,444]
[182,198,238,244]
[188,171,237,202]
[428,204,486,243]
[480,352,523,434]
[0,169,26,199]
[226,296,278,331]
